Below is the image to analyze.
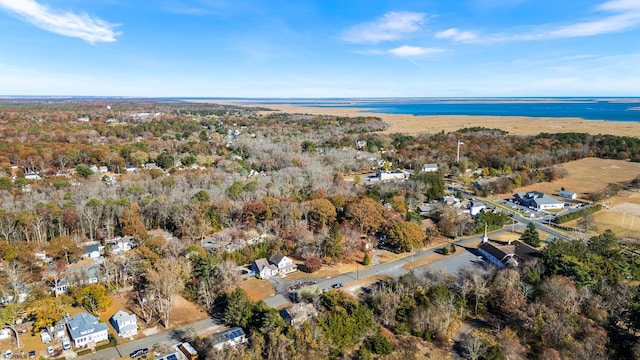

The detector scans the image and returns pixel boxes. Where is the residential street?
[79,218,567,359]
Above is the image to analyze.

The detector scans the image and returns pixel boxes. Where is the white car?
[47,346,54,355]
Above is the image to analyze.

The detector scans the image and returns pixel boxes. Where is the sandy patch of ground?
[402,253,446,271]
[168,295,209,328]
[343,275,393,296]
[201,101,640,138]
[238,278,275,301]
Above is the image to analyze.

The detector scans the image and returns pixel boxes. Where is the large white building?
[514,191,564,210]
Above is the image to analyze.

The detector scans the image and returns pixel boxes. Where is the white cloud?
[435,28,478,42]
[342,11,426,44]
[542,0,640,38]
[388,45,444,57]
[0,0,119,43]
[439,0,640,44]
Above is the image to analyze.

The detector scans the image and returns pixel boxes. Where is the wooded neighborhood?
[0,100,640,359]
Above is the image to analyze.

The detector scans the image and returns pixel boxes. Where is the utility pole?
[456,140,464,163]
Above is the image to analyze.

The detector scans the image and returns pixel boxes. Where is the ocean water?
[210,98,640,123]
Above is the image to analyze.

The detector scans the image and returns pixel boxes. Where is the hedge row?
[555,204,602,224]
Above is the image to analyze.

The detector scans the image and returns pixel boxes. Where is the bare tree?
[459,265,492,315]
[462,333,487,360]
[146,257,192,328]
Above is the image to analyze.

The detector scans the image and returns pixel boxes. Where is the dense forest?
[1,99,640,359]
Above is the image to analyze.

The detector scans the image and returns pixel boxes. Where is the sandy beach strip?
[189,100,640,137]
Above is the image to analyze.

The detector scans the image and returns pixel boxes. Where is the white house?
[110,310,137,338]
[83,243,101,259]
[24,173,42,180]
[421,163,438,173]
[468,204,486,216]
[269,253,297,275]
[67,313,109,348]
[376,170,408,181]
[252,259,278,279]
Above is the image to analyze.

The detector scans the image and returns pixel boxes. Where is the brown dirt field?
[286,263,359,280]
[194,101,640,138]
[168,295,209,328]
[238,278,275,301]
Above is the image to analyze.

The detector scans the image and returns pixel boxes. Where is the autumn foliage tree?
[307,198,337,232]
[345,197,385,233]
[386,221,426,252]
[75,284,112,314]
[304,256,323,273]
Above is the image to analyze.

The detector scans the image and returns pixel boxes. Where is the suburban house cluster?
[39,310,138,351]
[252,252,297,279]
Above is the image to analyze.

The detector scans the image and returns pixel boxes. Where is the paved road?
[78,318,224,360]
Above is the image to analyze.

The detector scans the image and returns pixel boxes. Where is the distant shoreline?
[189,99,640,138]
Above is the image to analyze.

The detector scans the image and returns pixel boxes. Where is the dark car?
[28,351,36,359]
[331,283,343,288]
[130,348,149,358]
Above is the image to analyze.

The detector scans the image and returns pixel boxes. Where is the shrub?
[362,253,371,266]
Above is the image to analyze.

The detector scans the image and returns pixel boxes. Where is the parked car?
[4,350,12,359]
[47,347,54,356]
[28,351,36,358]
[130,348,149,358]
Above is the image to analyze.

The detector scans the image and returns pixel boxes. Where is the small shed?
[558,191,577,200]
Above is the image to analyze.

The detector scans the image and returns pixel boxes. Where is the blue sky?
[0,0,639,97]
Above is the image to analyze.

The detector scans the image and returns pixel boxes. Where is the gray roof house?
[252,258,278,279]
[269,253,297,275]
[67,312,109,348]
[110,310,137,338]
[279,303,318,327]
[84,243,101,259]
[478,239,541,269]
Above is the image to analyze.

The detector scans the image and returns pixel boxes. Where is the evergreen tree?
[323,222,343,262]
[362,252,371,266]
[520,223,541,247]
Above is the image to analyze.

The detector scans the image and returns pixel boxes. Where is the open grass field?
[238,278,275,301]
